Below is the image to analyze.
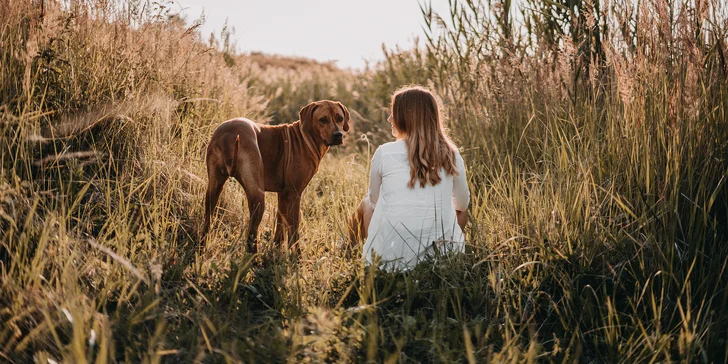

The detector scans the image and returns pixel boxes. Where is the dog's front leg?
[276,191,302,256]
[273,192,289,246]
[286,195,302,256]
[273,194,287,245]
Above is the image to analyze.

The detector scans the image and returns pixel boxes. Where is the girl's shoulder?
[375,140,407,156]
[453,146,464,159]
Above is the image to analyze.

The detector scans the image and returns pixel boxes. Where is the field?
[1,0,727,362]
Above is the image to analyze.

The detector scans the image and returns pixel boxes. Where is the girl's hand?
[456,210,468,231]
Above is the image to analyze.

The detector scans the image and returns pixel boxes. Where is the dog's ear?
[299,102,319,125]
[337,102,350,132]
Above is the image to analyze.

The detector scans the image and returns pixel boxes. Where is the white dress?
[362,140,470,271]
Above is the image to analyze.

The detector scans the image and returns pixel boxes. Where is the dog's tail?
[228,135,240,176]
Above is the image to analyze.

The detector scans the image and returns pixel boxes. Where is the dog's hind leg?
[233,151,265,254]
[202,164,227,244]
[243,187,265,254]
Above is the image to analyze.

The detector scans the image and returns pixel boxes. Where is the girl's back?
[363,140,468,270]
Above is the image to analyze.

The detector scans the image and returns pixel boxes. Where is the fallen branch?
[34,150,100,167]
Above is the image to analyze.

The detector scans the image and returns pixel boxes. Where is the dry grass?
[1,0,727,362]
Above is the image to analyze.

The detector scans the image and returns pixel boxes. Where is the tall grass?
[414,0,728,361]
[1,0,727,362]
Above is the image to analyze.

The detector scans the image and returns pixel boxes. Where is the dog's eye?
[319,117,329,123]
[336,115,344,122]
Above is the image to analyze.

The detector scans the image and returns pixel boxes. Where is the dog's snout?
[330,131,344,146]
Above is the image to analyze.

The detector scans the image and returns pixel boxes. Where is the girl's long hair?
[391,85,458,188]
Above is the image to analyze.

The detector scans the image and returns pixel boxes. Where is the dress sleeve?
[367,147,383,206]
[453,151,470,211]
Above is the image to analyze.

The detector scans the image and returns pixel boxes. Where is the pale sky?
[176,0,452,69]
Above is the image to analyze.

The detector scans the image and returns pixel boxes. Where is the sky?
[176,0,452,70]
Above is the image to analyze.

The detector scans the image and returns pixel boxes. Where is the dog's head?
[299,100,350,146]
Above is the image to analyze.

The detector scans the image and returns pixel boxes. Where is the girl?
[352,85,470,271]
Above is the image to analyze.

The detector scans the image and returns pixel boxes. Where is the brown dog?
[202,100,350,253]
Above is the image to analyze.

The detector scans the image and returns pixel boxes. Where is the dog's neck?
[287,121,329,164]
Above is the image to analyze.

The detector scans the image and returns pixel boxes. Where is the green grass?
[2,0,728,362]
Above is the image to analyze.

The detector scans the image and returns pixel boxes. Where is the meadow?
[1,0,727,362]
